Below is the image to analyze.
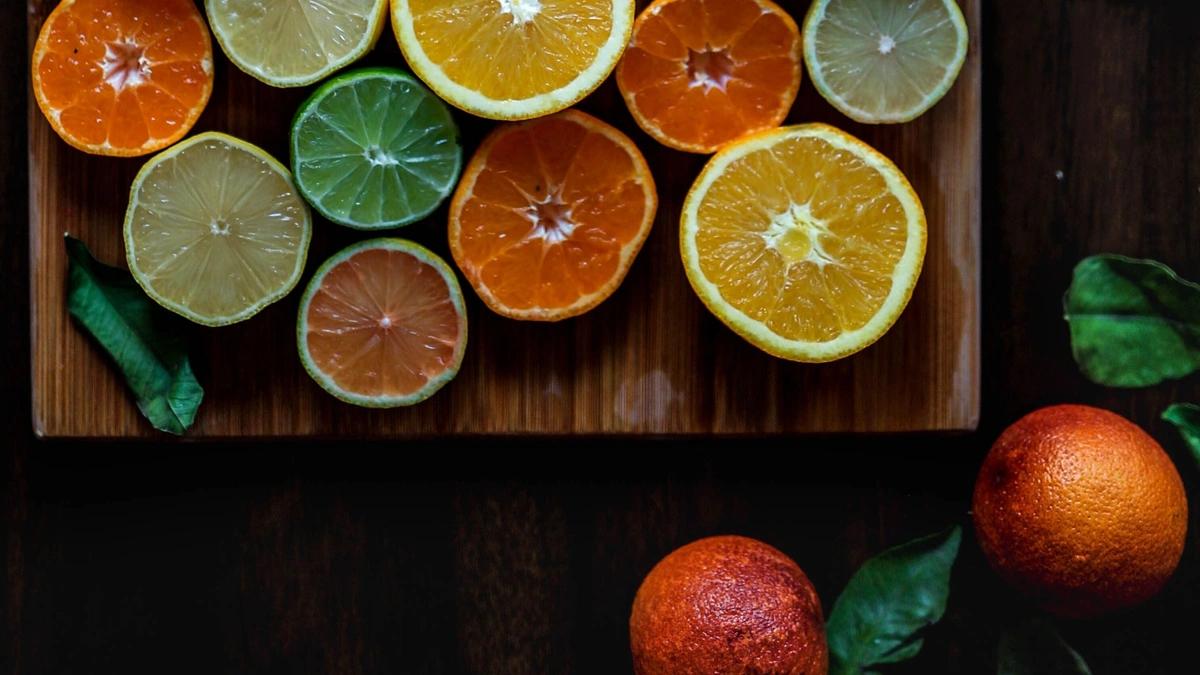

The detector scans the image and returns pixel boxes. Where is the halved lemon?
[803,0,969,124]
[205,0,388,87]
[391,0,635,120]
[681,124,926,362]
[125,132,312,326]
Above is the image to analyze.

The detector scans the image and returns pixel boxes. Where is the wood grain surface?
[28,0,981,439]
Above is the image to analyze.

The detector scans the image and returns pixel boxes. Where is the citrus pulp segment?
[31,0,214,157]
[290,68,462,230]
[391,0,636,120]
[617,0,802,154]
[681,124,926,362]
[803,0,969,124]
[124,132,313,327]
[205,0,388,87]
[297,239,468,408]
[449,109,658,321]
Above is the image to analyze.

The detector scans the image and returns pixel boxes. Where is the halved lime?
[297,238,468,408]
[124,132,312,327]
[205,0,388,87]
[803,0,969,124]
[290,68,463,230]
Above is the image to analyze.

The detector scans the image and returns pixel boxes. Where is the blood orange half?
[297,239,468,408]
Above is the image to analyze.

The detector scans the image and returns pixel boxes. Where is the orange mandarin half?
[32,0,214,156]
[617,0,802,154]
[449,110,658,321]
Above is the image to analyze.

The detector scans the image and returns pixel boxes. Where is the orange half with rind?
[617,0,802,154]
[32,0,214,156]
[449,110,658,321]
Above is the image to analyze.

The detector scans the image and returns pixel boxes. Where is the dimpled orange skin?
[630,535,828,675]
[972,404,1188,619]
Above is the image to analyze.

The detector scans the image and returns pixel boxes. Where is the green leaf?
[997,619,1091,675]
[827,527,962,675]
[1163,403,1200,469]
[65,236,203,435]
[1063,255,1200,387]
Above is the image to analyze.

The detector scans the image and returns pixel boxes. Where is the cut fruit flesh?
[125,132,312,326]
[392,0,635,119]
[803,0,969,123]
[290,68,462,230]
[681,123,926,361]
[298,239,467,407]
[449,109,658,320]
[617,0,802,153]
[206,0,388,87]
[31,0,214,156]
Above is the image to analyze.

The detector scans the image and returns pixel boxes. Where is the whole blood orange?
[32,0,214,156]
[630,535,827,675]
[973,404,1189,618]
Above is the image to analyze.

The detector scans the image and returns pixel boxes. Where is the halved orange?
[449,110,658,321]
[392,0,635,120]
[681,124,926,362]
[32,0,214,157]
[616,0,802,154]
[298,239,468,408]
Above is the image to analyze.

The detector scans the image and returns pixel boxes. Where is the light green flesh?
[292,71,461,229]
[808,0,967,122]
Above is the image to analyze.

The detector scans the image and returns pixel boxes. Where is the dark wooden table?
[4,1,1198,673]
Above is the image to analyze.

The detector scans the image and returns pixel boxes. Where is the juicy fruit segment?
[682,124,926,362]
[617,0,802,153]
[973,405,1189,618]
[298,240,467,407]
[206,0,388,87]
[291,68,462,230]
[32,0,214,156]
[449,110,657,320]
[392,0,635,119]
[804,0,969,123]
[630,536,828,675]
[125,133,312,326]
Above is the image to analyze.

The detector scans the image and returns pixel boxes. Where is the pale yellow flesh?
[682,125,926,362]
[805,0,968,123]
[126,133,311,326]
[207,0,387,86]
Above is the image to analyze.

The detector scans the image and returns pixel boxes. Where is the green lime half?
[290,67,463,229]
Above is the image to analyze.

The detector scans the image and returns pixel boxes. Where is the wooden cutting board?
[29,0,980,439]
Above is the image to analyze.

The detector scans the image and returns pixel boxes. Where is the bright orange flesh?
[449,109,657,321]
[304,247,465,399]
[617,0,802,154]
[32,0,214,156]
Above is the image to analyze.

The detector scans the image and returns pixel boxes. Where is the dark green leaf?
[997,619,1091,675]
[65,236,203,435]
[1162,403,1200,469]
[827,527,962,675]
[1063,255,1200,387]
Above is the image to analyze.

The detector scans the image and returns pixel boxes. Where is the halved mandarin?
[298,239,468,408]
[449,110,658,321]
[616,0,802,154]
[32,0,214,156]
